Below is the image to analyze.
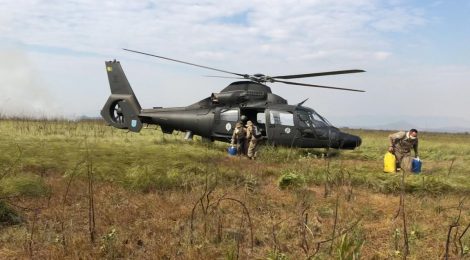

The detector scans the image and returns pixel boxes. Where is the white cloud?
[0,0,425,62]
[372,7,426,32]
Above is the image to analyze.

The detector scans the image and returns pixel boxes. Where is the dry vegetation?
[0,118,469,259]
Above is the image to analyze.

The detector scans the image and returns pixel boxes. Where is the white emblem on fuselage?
[285,127,291,134]
[226,123,232,132]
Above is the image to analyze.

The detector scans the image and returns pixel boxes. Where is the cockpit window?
[297,110,314,127]
[269,110,294,126]
[297,108,330,127]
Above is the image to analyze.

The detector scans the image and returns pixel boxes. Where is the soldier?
[231,122,247,156]
[246,120,262,159]
[388,129,419,171]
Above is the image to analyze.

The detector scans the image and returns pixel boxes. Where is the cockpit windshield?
[296,107,331,127]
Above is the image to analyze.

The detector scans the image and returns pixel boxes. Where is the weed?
[267,249,288,260]
[337,233,363,260]
[100,228,120,259]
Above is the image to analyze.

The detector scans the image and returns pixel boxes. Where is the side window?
[257,113,266,124]
[220,109,239,121]
[270,110,294,126]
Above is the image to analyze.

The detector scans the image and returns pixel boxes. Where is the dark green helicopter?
[101,49,365,149]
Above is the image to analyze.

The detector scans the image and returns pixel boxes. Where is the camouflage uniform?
[231,122,246,156]
[389,131,418,171]
[246,121,261,159]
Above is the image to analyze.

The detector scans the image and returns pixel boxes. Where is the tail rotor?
[110,101,125,126]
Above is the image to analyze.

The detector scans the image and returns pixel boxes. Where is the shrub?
[278,171,305,189]
[0,201,22,226]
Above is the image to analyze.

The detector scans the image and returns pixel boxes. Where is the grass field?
[0,119,469,259]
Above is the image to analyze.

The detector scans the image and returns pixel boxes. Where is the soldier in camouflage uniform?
[388,129,419,171]
[246,120,262,159]
[231,122,247,156]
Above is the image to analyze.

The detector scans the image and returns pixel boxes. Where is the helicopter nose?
[340,133,362,149]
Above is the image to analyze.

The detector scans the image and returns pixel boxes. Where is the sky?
[1,0,469,130]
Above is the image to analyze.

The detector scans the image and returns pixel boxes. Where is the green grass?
[0,174,50,198]
[1,119,469,195]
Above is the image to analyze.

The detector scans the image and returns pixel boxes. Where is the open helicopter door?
[265,109,301,146]
[239,108,267,138]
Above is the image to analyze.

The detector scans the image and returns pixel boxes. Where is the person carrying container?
[388,129,419,172]
[246,120,262,159]
[231,121,247,156]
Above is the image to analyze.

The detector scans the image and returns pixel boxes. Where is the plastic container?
[384,152,396,173]
[227,146,237,156]
[411,158,422,173]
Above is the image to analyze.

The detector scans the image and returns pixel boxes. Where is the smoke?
[0,49,61,118]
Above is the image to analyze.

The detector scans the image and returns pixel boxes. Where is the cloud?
[0,0,426,63]
[372,6,426,32]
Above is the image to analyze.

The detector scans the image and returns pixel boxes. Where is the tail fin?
[101,60,143,132]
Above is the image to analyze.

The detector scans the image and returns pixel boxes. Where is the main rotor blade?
[204,75,245,79]
[273,79,365,92]
[123,48,247,78]
[272,69,365,79]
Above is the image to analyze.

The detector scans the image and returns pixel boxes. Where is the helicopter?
[101,49,364,149]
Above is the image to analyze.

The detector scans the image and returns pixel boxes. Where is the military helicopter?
[101,49,365,149]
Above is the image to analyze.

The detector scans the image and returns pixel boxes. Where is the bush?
[0,201,22,226]
[278,171,305,189]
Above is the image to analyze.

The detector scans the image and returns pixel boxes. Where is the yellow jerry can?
[384,152,396,173]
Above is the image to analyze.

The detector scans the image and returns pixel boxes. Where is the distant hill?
[330,115,470,133]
